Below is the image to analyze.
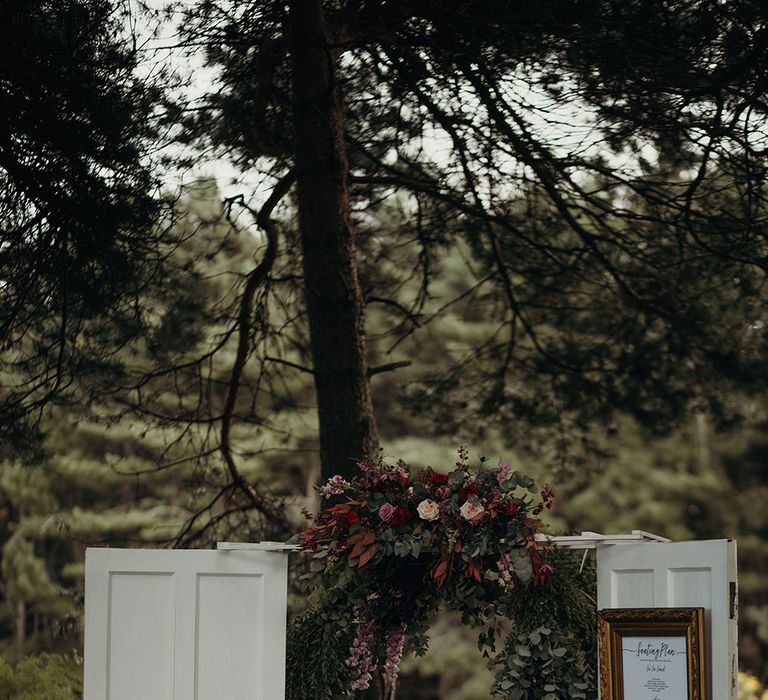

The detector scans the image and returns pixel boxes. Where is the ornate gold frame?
[597,607,707,700]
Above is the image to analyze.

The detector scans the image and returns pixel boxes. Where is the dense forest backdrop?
[1,0,767,696]
[2,181,767,693]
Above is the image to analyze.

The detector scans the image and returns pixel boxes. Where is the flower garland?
[295,448,560,695]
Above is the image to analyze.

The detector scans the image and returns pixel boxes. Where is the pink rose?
[435,485,450,500]
[378,503,396,522]
[460,501,486,524]
[417,499,440,521]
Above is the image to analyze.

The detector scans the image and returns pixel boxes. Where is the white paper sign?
[621,636,688,700]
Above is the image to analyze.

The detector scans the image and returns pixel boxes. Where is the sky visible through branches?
[132,0,675,216]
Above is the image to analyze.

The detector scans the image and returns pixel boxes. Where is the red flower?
[458,482,478,502]
[343,511,361,527]
[538,563,555,580]
[300,531,319,551]
[430,473,449,485]
[391,506,413,526]
[540,485,555,510]
[489,499,518,517]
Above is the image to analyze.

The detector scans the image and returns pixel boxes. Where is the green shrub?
[0,653,82,699]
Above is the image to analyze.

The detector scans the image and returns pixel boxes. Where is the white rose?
[417,499,440,521]
[460,501,485,524]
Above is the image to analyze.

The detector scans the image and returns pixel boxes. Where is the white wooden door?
[597,539,738,699]
[83,547,288,700]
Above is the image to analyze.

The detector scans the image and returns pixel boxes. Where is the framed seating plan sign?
[597,608,707,700]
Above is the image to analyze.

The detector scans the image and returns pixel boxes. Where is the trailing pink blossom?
[384,623,407,678]
[347,603,376,690]
[351,673,373,691]
[497,554,516,590]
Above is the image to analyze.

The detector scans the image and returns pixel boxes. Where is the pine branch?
[219,170,295,523]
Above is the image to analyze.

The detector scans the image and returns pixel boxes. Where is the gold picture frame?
[597,607,707,700]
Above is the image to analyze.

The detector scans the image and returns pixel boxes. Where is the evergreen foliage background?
[1,0,768,696]
[1,179,766,692]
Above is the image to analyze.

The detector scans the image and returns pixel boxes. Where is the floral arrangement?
[294,448,561,695]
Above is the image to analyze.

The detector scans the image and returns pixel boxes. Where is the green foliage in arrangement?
[488,550,597,699]
[491,626,590,700]
[0,654,82,699]
[286,550,598,700]
[286,592,358,700]
[502,549,597,654]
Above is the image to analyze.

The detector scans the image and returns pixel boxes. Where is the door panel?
[84,548,288,700]
[597,539,737,699]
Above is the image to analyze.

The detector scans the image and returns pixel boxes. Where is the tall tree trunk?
[290,0,379,482]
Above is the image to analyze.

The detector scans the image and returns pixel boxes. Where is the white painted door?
[597,539,738,699]
[83,547,288,700]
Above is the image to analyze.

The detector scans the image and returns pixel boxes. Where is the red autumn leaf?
[328,499,366,515]
[361,531,375,546]
[433,559,449,586]
[350,541,368,558]
[327,504,350,515]
[466,559,482,582]
[358,543,380,569]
